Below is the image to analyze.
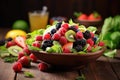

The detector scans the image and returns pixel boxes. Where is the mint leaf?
[24,71,34,78]
[76,74,86,80]
[104,49,117,58]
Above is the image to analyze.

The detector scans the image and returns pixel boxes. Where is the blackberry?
[74,45,83,52]
[73,39,86,47]
[0,39,5,46]
[83,30,91,39]
[56,22,62,30]
[51,29,57,34]
[68,26,78,32]
[41,40,53,50]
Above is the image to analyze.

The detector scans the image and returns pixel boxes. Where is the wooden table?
[0,28,120,80]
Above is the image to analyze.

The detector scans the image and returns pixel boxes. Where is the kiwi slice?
[8,46,23,56]
[65,30,76,42]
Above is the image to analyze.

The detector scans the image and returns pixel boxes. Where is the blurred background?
[0,0,120,27]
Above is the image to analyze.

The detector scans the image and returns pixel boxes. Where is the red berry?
[18,56,31,67]
[75,31,83,39]
[62,42,73,53]
[30,53,38,62]
[18,52,25,60]
[32,41,41,48]
[98,41,104,46]
[38,63,48,71]
[36,35,43,41]
[87,39,94,46]
[87,45,92,52]
[6,41,16,48]
[12,62,22,72]
[43,33,51,40]
[23,47,31,55]
[58,27,67,36]
[61,23,69,30]
[59,36,68,45]
[90,32,94,38]
[52,33,61,41]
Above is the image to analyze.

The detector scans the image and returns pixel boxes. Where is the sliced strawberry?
[62,42,73,53]
[14,36,27,48]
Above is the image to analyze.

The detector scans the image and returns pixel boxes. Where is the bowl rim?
[31,48,106,57]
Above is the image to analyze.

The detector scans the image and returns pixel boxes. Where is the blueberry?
[56,22,62,30]
[93,36,97,44]
[51,29,57,34]
[41,40,53,50]
[83,30,91,39]
[68,26,78,32]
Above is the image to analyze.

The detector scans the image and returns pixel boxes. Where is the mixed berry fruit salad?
[26,20,105,54]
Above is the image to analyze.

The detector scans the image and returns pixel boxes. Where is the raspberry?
[59,36,68,45]
[83,30,91,39]
[75,31,83,39]
[32,41,41,48]
[98,41,104,46]
[38,63,49,71]
[58,27,67,36]
[36,35,43,41]
[52,33,61,41]
[61,23,69,30]
[43,33,51,40]
[12,62,22,72]
[90,32,94,38]
[87,38,94,46]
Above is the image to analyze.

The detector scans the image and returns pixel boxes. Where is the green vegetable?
[104,49,117,58]
[24,71,34,78]
[75,74,86,80]
[87,26,97,33]
[4,56,18,63]
[101,15,120,49]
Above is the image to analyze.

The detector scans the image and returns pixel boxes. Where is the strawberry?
[23,47,31,55]
[30,53,38,62]
[18,52,25,60]
[12,61,22,72]
[62,42,73,53]
[14,36,27,48]
[6,41,16,48]
[77,14,88,20]
[38,63,49,71]
[88,12,101,21]
[18,56,31,67]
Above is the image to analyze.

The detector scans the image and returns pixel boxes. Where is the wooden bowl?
[74,19,102,27]
[31,48,105,68]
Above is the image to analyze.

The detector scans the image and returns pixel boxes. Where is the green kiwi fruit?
[8,46,23,56]
[65,30,76,42]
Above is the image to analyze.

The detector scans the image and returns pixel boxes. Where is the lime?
[12,20,29,32]
[5,30,27,39]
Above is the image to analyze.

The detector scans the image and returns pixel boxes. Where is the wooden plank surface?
[16,62,79,80]
[0,59,15,80]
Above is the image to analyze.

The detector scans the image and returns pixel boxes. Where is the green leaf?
[104,49,117,58]
[4,56,18,63]
[24,71,34,78]
[75,74,86,80]
[87,26,97,33]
